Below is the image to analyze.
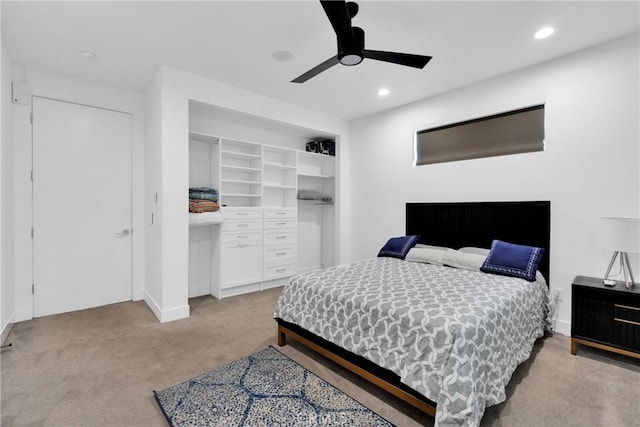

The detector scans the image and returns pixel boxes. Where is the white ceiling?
[2,1,639,120]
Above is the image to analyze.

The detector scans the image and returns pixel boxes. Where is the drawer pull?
[276,222,287,226]
[614,318,640,326]
[276,236,286,240]
[237,235,249,239]
[615,304,640,312]
[276,212,286,216]
[237,244,248,248]
[276,252,287,256]
[237,212,249,216]
[236,224,248,227]
[276,268,287,273]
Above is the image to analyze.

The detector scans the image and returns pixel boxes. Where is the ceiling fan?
[291,0,432,83]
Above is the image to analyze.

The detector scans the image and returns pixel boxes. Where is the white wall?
[349,34,640,336]
[1,37,16,337]
[144,66,350,322]
[11,66,146,321]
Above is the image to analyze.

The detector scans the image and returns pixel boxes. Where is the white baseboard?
[132,289,144,301]
[550,318,570,336]
[143,292,190,323]
[14,306,33,322]
[1,312,16,344]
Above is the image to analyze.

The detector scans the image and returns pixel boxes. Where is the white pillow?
[458,246,491,256]
[405,247,447,265]
[415,243,450,251]
[442,249,487,271]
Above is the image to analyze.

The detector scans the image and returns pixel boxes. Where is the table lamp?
[598,217,640,289]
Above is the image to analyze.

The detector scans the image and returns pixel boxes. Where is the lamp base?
[603,251,635,289]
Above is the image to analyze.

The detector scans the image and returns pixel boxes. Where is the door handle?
[116,229,131,237]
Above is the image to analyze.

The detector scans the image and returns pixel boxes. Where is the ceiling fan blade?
[291,56,340,83]
[363,50,432,69]
[320,0,356,50]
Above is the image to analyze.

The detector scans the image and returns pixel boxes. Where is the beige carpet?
[1,287,638,427]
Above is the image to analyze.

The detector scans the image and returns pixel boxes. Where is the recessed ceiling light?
[80,50,96,59]
[534,27,554,40]
[273,50,293,62]
[378,88,390,97]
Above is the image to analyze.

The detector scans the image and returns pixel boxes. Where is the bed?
[274,201,551,426]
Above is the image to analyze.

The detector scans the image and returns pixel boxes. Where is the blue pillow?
[480,239,544,282]
[378,235,420,260]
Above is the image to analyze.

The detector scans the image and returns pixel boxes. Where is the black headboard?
[406,201,550,283]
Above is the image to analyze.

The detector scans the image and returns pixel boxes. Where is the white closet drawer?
[222,207,262,220]
[221,231,261,243]
[264,262,296,280]
[264,245,296,264]
[263,219,297,230]
[264,230,296,246]
[222,220,261,232]
[263,207,297,219]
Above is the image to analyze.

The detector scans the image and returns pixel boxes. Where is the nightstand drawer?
[614,303,640,324]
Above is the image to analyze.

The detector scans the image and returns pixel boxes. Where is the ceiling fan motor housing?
[338,26,364,66]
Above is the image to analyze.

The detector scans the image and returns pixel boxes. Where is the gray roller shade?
[415,104,545,165]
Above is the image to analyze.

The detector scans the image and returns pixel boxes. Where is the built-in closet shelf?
[297,199,334,205]
[189,132,219,144]
[222,165,262,173]
[222,179,261,185]
[189,219,224,226]
[222,193,262,198]
[298,173,334,179]
[264,184,297,190]
[264,162,297,170]
[221,150,262,161]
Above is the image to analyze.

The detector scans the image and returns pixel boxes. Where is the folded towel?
[189,187,218,194]
[189,199,220,213]
[188,192,218,202]
[189,187,219,202]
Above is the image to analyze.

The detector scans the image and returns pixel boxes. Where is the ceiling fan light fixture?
[340,54,363,66]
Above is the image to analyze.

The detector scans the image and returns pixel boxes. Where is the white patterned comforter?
[274,257,550,427]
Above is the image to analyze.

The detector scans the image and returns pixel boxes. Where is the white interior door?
[32,97,132,317]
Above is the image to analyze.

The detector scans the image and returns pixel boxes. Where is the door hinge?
[30,170,33,181]
[32,284,34,295]
[30,112,33,124]
[31,228,34,238]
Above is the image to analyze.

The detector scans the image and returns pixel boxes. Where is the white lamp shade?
[598,217,640,253]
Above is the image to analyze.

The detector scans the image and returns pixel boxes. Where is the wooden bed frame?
[276,201,551,417]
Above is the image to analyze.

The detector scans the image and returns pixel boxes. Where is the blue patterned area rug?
[154,345,394,427]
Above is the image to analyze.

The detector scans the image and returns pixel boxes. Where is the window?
[414,104,545,166]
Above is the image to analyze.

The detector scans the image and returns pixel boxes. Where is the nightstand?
[571,275,640,359]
